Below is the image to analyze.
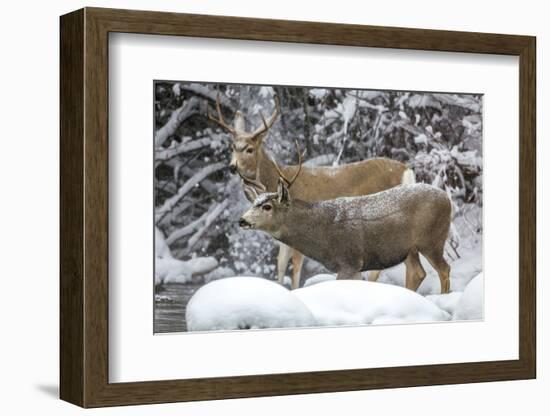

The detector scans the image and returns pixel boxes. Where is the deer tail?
[446,192,461,260]
[401,168,416,185]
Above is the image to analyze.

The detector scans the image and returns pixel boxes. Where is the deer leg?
[277,243,292,285]
[290,250,304,289]
[422,249,451,294]
[367,270,382,282]
[404,250,426,292]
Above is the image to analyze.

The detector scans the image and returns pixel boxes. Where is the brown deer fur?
[209,95,413,288]
[240,182,452,294]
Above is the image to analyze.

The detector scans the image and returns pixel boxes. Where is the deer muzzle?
[239,217,252,229]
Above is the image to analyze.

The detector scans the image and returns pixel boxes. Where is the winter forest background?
[154,81,483,333]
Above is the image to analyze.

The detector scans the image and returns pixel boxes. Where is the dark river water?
[154,283,202,333]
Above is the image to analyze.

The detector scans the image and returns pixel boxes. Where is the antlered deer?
[208,94,415,289]
[239,170,453,294]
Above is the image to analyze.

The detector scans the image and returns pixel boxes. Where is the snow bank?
[154,226,218,285]
[186,277,316,331]
[453,273,483,321]
[293,280,450,326]
[155,227,173,259]
[155,256,218,285]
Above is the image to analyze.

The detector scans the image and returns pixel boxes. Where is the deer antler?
[238,163,267,193]
[239,172,267,193]
[207,93,237,135]
[272,139,305,189]
[250,95,281,140]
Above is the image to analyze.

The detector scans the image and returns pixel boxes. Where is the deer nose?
[229,164,237,174]
[239,218,250,228]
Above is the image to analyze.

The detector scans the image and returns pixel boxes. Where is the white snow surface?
[203,266,237,283]
[155,227,173,259]
[186,277,316,331]
[304,273,336,287]
[453,273,484,321]
[426,292,463,315]
[293,280,450,326]
[155,226,220,285]
[155,256,218,285]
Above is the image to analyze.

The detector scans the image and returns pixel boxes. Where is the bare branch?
[432,93,481,113]
[184,200,229,254]
[179,84,232,107]
[155,162,226,222]
[390,148,411,161]
[165,204,215,246]
[154,97,201,147]
[157,200,194,228]
[207,93,237,135]
[155,137,212,162]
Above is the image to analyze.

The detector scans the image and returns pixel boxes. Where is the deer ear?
[243,184,259,203]
[234,111,246,135]
[277,178,290,204]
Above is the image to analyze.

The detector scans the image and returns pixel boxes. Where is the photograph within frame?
[153,81,483,334]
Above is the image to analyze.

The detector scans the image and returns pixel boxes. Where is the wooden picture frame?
[60,7,536,408]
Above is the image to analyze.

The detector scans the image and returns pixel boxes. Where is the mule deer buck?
[239,156,453,294]
[208,93,415,289]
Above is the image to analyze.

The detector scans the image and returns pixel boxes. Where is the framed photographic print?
[60,7,536,408]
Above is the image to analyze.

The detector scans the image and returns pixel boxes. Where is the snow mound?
[303,273,336,287]
[453,273,483,321]
[156,256,218,285]
[293,280,450,326]
[203,266,236,283]
[426,292,463,315]
[186,277,316,331]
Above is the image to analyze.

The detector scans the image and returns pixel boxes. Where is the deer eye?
[246,148,254,154]
[262,204,272,212]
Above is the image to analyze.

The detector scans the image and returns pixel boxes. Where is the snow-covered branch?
[156,137,212,161]
[180,83,232,106]
[165,203,215,246]
[155,256,219,285]
[184,200,229,253]
[154,97,201,147]
[432,94,481,113]
[155,162,226,222]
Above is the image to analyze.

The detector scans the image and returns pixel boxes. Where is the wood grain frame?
[60,7,536,408]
